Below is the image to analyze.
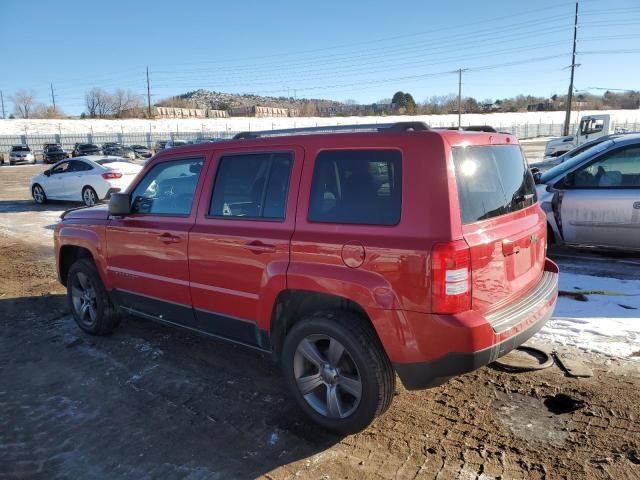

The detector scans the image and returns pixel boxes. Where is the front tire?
[82,186,98,206]
[281,310,395,434]
[32,184,47,204]
[67,258,121,335]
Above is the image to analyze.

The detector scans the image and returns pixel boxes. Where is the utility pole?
[457,68,468,128]
[563,2,579,137]
[0,91,5,119]
[50,83,56,110]
[146,65,152,118]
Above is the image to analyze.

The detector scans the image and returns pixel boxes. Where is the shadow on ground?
[0,199,79,214]
[0,294,339,479]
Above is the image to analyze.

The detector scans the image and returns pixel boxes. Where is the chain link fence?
[1,121,640,157]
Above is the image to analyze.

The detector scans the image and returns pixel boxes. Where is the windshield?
[539,140,614,183]
[80,144,98,149]
[12,146,30,152]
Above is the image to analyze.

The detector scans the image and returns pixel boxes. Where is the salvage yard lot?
[1,164,639,479]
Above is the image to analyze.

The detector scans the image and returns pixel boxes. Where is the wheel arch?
[269,289,378,357]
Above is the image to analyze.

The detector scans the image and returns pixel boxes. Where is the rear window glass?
[309,150,402,225]
[453,145,536,224]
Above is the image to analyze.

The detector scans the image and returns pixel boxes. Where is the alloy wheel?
[293,334,362,419]
[33,185,44,203]
[71,271,98,327]
[83,188,97,206]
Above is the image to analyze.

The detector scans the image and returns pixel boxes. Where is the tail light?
[101,171,122,179]
[431,240,471,314]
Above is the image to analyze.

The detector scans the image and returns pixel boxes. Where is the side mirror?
[44,170,51,177]
[109,193,131,216]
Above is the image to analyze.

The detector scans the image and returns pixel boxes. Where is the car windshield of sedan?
[12,146,30,152]
[538,140,613,183]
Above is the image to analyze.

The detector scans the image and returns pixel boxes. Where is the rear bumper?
[392,259,559,389]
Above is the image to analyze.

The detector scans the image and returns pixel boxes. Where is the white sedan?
[31,156,142,207]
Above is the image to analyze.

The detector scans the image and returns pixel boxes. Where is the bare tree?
[111,89,144,117]
[33,105,64,119]
[85,88,99,118]
[11,90,37,118]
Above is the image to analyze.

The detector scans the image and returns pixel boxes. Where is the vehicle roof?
[151,129,517,161]
[611,133,640,145]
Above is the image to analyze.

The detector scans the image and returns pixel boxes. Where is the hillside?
[158,89,343,114]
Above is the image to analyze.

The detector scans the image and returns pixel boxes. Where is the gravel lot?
[1,162,639,479]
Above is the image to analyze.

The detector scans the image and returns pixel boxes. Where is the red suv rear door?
[188,146,303,348]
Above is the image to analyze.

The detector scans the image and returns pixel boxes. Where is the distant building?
[229,105,298,117]
[153,106,228,119]
[527,100,555,112]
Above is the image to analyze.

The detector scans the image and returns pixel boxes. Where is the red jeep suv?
[54,122,559,433]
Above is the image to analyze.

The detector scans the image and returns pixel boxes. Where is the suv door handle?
[158,233,181,244]
[246,240,276,254]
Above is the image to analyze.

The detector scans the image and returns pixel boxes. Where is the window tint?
[573,146,640,188]
[69,160,92,172]
[210,152,292,220]
[308,150,402,225]
[130,158,204,215]
[453,145,536,224]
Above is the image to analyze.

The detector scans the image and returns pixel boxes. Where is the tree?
[11,90,37,118]
[391,91,416,114]
[33,105,64,119]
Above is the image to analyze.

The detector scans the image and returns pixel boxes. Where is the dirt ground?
[1,162,640,479]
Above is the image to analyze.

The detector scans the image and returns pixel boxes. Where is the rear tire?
[67,258,121,335]
[82,186,98,206]
[281,310,395,434]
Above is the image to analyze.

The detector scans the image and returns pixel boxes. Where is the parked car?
[31,156,142,207]
[194,137,222,144]
[54,122,559,433]
[532,134,627,173]
[104,145,136,160]
[164,139,190,149]
[102,142,120,152]
[130,144,153,159]
[43,143,70,164]
[153,140,169,153]
[9,145,36,165]
[72,143,102,157]
[536,134,640,250]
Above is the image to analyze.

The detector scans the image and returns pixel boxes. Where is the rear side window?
[210,152,293,220]
[130,158,204,215]
[309,150,402,225]
[453,145,536,224]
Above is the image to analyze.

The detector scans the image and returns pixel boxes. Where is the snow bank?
[1,110,639,135]
[538,271,640,359]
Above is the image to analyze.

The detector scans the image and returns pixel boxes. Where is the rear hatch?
[452,143,546,314]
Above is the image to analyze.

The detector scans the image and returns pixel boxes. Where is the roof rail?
[441,125,498,133]
[232,121,429,140]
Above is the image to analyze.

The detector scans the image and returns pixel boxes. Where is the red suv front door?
[188,147,303,348]
[105,157,207,322]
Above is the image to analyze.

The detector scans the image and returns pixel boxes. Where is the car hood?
[61,205,110,221]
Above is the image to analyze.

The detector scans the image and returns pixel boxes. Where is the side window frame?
[52,161,70,174]
[207,150,294,222]
[563,145,640,190]
[128,156,205,217]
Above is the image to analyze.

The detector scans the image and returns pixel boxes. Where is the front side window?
[69,160,92,172]
[580,118,605,135]
[210,152,293,220]
[52,162,70,174]
[130,158,204,215]
[572,146,640,188]
[308,150,402,225]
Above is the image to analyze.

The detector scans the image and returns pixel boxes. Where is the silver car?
[535,134,640,250]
